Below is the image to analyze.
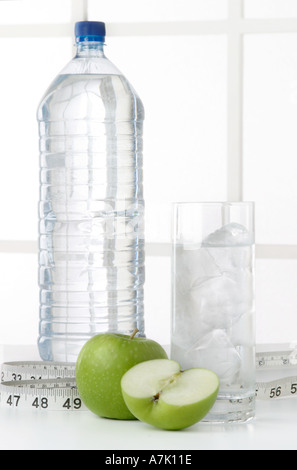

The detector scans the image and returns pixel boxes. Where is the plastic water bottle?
[37,21,145,362]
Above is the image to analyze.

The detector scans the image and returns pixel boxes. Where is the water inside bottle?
[38,73,145,362]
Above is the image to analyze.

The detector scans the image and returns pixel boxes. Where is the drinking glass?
[171,202,256,423]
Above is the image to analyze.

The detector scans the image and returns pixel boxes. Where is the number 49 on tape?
[0,380,87,412]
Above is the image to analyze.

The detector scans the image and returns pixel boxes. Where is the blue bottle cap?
[75,21,106,43]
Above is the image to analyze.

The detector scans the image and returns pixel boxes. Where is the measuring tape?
[1,346,297,410]
[255,346,297,400]
[0,361,87,411]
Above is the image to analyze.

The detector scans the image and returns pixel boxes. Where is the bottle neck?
[75,41,105,58]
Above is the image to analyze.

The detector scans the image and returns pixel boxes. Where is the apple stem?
[129,328,139,340]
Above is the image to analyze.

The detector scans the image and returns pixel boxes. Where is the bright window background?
[243,34,297,245]
[0,0,72,23]
[244,0,297,18]
[105,35,227,243]
[88,0,228,22]
[0,37,72,240]
[0,0,297,349]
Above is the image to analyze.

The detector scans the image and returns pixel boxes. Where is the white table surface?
[0,344,296,451]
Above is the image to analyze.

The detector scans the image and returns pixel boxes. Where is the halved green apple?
[121,359,219,430]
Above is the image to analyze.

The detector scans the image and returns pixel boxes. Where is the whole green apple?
[75,330,168,420]
[121,359,219,430]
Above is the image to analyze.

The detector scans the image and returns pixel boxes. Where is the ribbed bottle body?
[37,73,145,361]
